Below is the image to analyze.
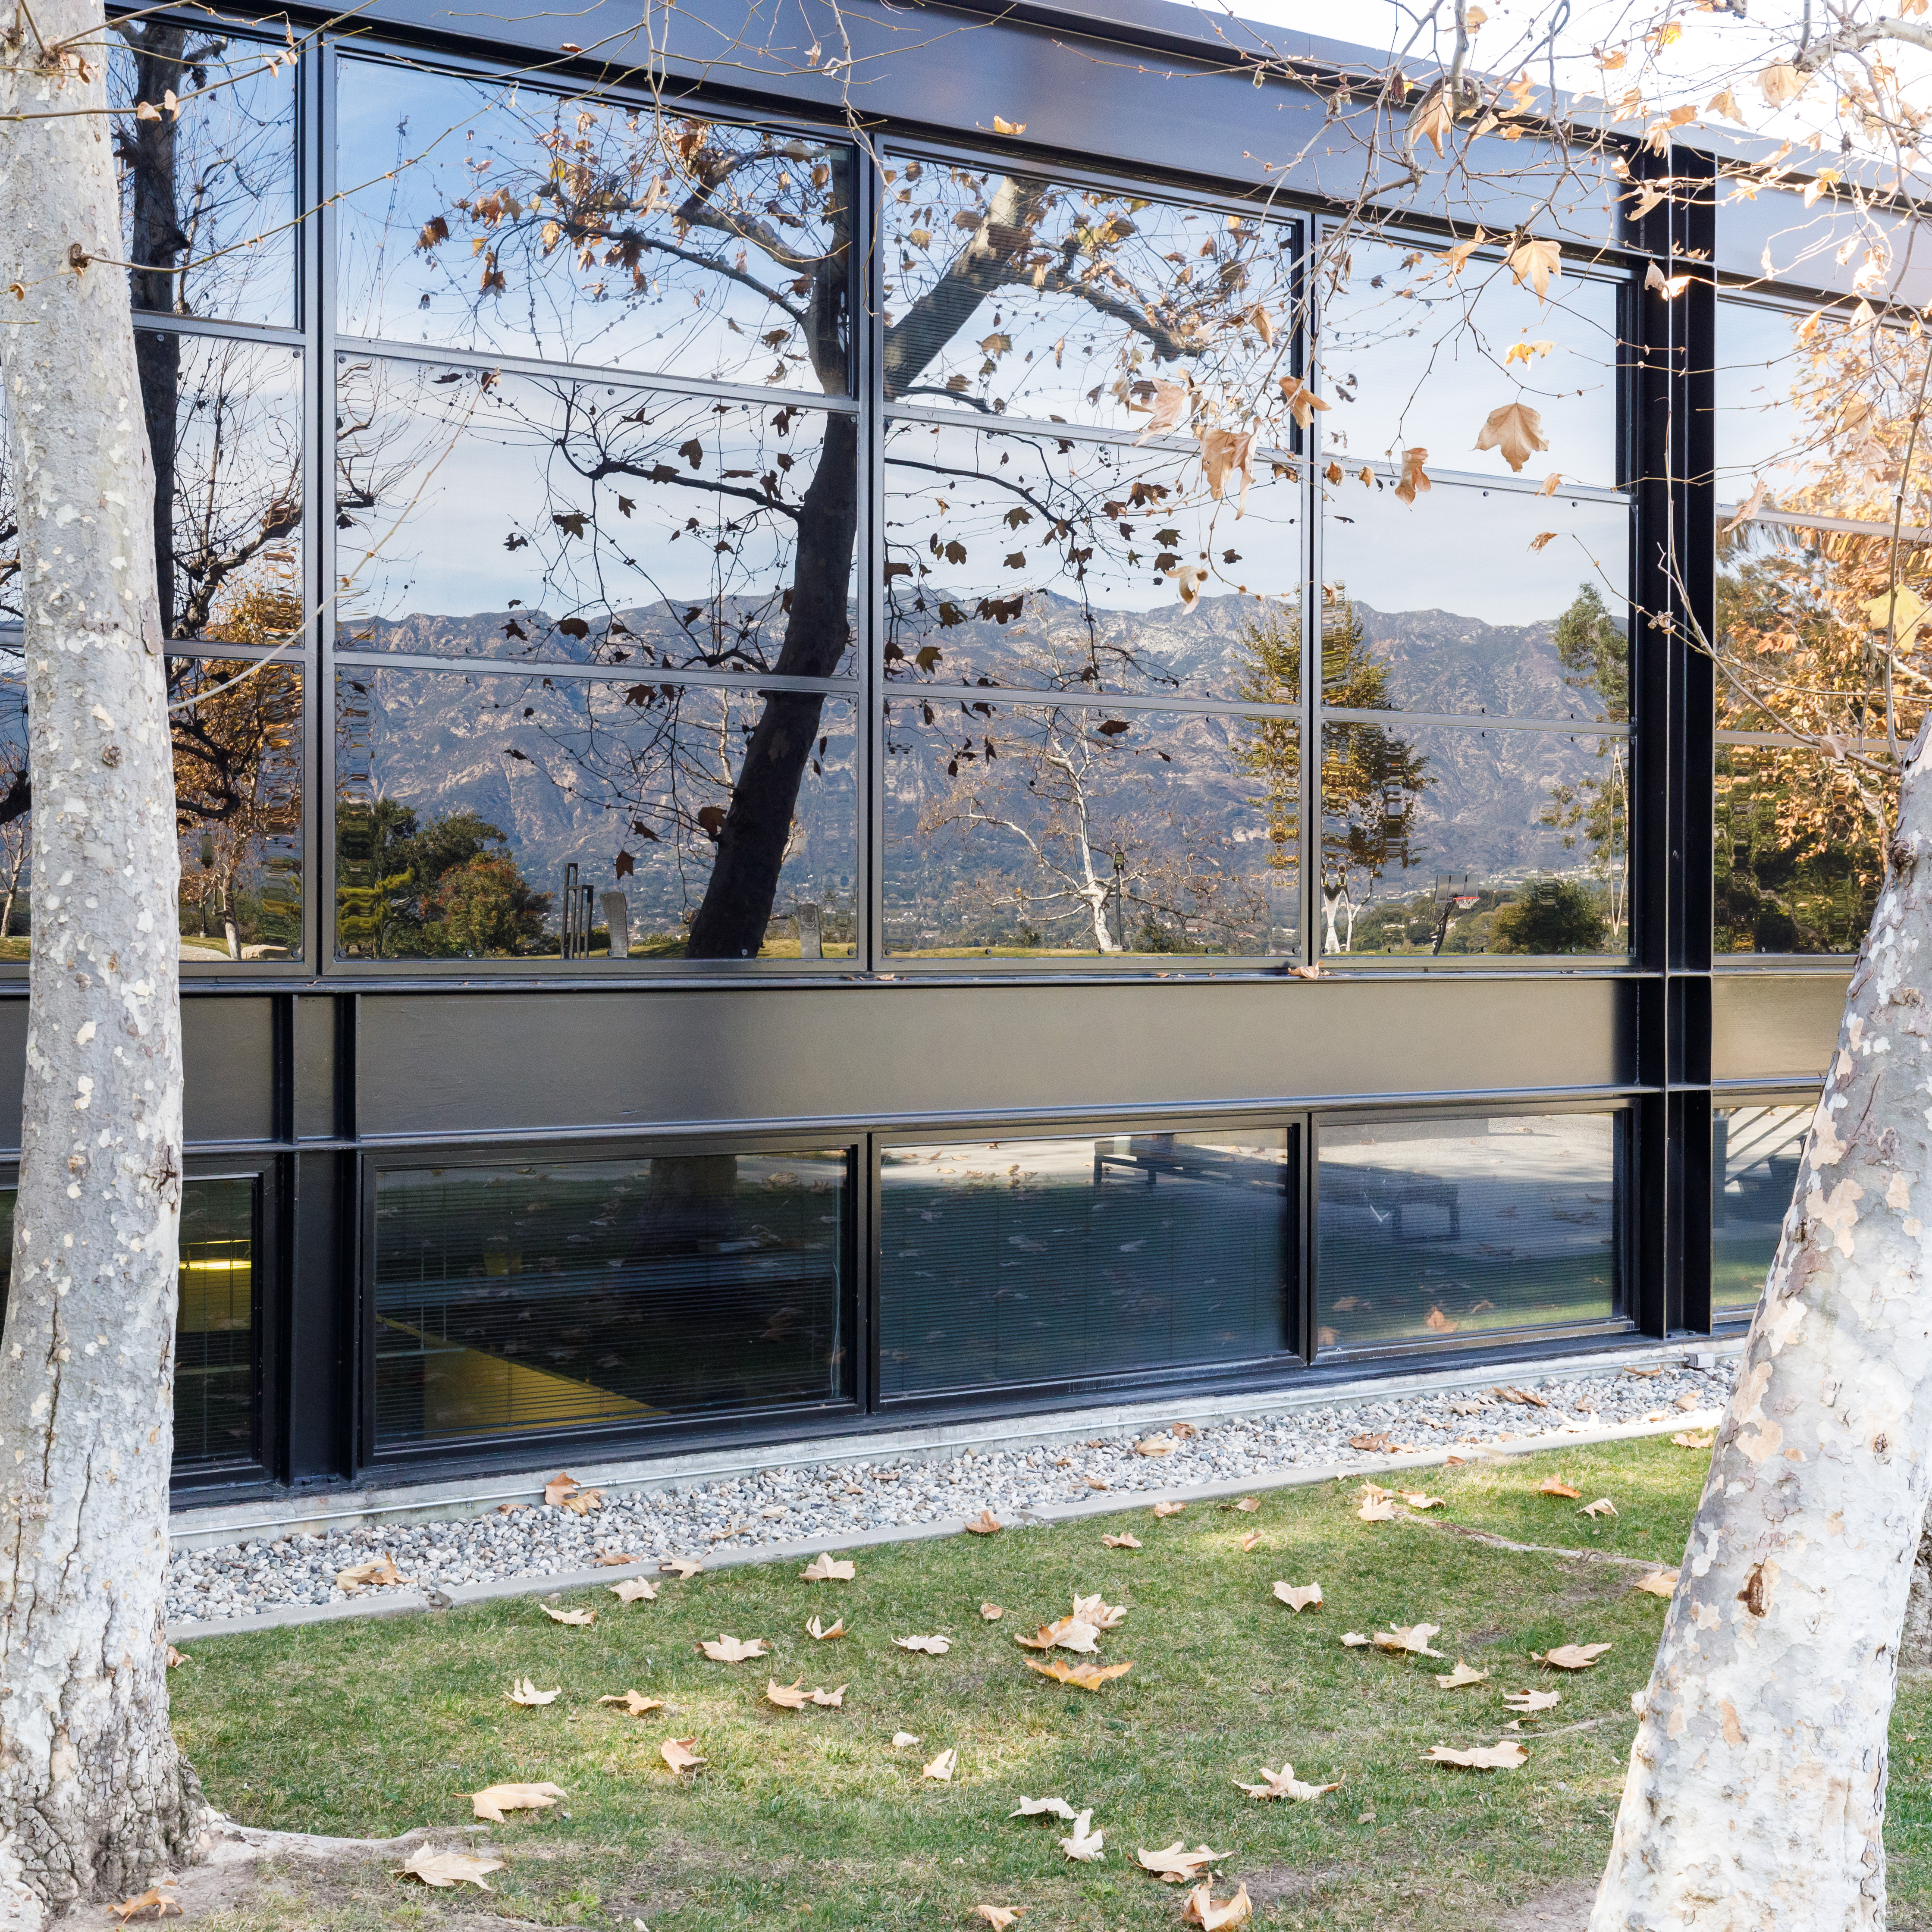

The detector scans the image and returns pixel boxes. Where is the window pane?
[1715,739,1885,954]
[881,159,1296,433]
[336,359,853,677]
[336,670,856,961]
[1320,722,1630,955]
[1713,1104,1807,1317]
[113,26,296,327]
[337,59,853,391]
[1317,235,1622,488]
[141,333,303,644]
[1317,1113,1624,1353]
[373,1149,850,1448]
[878,1131,1289,1399]
[884,420,1301,699]
[1322,480,1629,720]
[884,702,1299,958]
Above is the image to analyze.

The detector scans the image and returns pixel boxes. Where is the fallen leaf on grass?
[896,1633,951,1654]
[767,1678,811,1709]
[505,1678,560,1706]
[800,1553,856,1582]
[1357,1493,1397,1523]
[1074,1593,1128,1629]
[1233,1496,1261,1513]
[1026,1657,1134,1689]
[1239,1531,1261,1552]
[892,1731,921,1747]
[1182,1882,1252,1929]
[923,1747,958,1781]
[1152,1502,1186,1518]
[609,1578,657,1604]
[108,1888,181,1923]
[543,1470,584,1506]
[1139,1842,1228,1883]
[598,1690,665,1715]
[1673,1430,1716,1449]
[660,1738,705,1774]
[1538,1477,1583,1499]
[1400,1492,1445,1510]
[1103,1533,1142,1549]
[975,1907,1024,1929]
[963,1510,1004,1535]
[809,1685,845,1707]
[1434,1660,1488,1689]
[1535,1643,1612,1670]
[660,1558,704,1580]
[1632,1569,1679,1598]
[1374,1622,1445,1657]
[1011,1796,1079,1820]
[979,1603,1004,1621]
[1235,1762,1341,1801]
[399,1846,505,1891]
[1579,1497,1618,1518]
[1423,1741,1527,1770]
[1273,1581,1323,1612]
[1503,1688,1561,1712]
[540,1604,596,1627]
[165,1646,188,1668]
[1135,1435,1179,1456]
[336,1555,409,1591]
[1060,1809,1105,1861]
[699,1634,770,1662]
[470,1781,565,1822]
[806,1615,847,1640]
[1341,1632,1371,1647]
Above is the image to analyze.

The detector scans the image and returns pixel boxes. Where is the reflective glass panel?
[373,1149,850,1448]
[336,360,854,676]
[1713,1103,1808,1317]
[1317,1113,1624,1352]
[1321,478,1629,719]
[878,1131,1289,1399]
[881,160,1297,433]
[883,420,1301,699]
[1316,234,1622,486]
[884,702,1299,958]
[336,670,856,961]
[1715,738,1885,954]
[336,59,854,391]
[1320,722,1630,955]
[112,27,296,326]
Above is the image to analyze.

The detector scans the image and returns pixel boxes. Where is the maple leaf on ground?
[598,1690,665,1715]
[1505,235,1563,300]
[896,1633,951,1653]
[963,1509,1004,1535]
[923,1747,958,1781]
[505,1678,560,1706]
[609,1578,657,1603]
[1503,1687,1561,1712]
[1061,1809,1106,1861]
[1273,1581,1323,1613]
[1011,1796,1079,1821]
[660,1738,705,1774]
[1103,1533,1142,1549]
[1394,448,1431,505]
[1152,1501,1186,1518]
[1435,1660,1488,1689]
[336,1554,409,1591]
[1374,1623,1446,1658]
[1474,400,1549,473]
[1536,1643,1612,1670]
[1135,1435,1179,1457]
[1400,1492,1446,1510]
[165,1646,188,1668]
[470,1782,565,1822]
[891,1731,921,1747]
[1358,1494,1397,1522]
[1239,1531,1261,1552]
[1349,1430,1396,1452]
[767,1678,811,1710]
[660,1557,704,1579]
[108,1888,182,1923]
[1072,1592,1127,1629]
[800,1553,856,1582]
[558,1488,603,1516]
[399,1846,505,1891]
[1138,1841,1228,1883]
[810,1686,846,1707]
[1424,1741,1528,1770]
[1632,1569,1679,1599]
[806,1615,848,1640]
[1233,1496,1262,1513]
[1538,1477,1583,1499]
[980,1603,1004,1621]
[699,1634,770,1662]
[1235,1762,1341,1801]
[540,1604,596,1628]
[1027,1657,1135,1690]
[543,1471,583,1507]
[1341,1633,1372,1647]
[1579,1497,1618,1519]
[975,1907,1024,1929]
[1182,1881,1253,1930]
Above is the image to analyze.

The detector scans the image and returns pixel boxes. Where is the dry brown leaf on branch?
[609,1578,657,1604]
[1579,1498,1618,1519]
[1135,1435,1179,1457]
[1434,1660,1488,1689]
[1423,1741,1528,1770]
[541,1603,596,1628]
[1152,1501,1186,1518]
[1505,235,1563,300]
[1643,259,1693,298]
[1394,448,1431,505]
[598,1690,665,1715]
[1235,1762,1341,1801]
[1673,1430,1715,1449]
[767,1678,811,1710]
[800,1553,856,1582]
[470,1781,566,1822]
[1026,1657,1134,1690]
[1239,1531,1261,1552]
[1279,375,1331,431]
[1138,1841,1228,1883]
[505,1678,560,1707]
[806,1615,848,1640]
[1400,1492,1445,1510]
[1061,1809,1106,1861]
[923,1747,958,1781]
[1528,531,1559,552]
[1536,1643,1612,1670]
[896,1633,952,1654]
[1760,60,1803,105]
[1538,1477,1582,1499]
[1182,1881,1253,1930]
[661,1557,704,1580]
[963,1509,1004,1536]
[1435,226,1487,274]
[336,1555,409,1591]
[1632,1569,1679,1599]
[1474,400,1549,474]
[1131,378,1192,440]
[1707,86,1743,119]
[543,1471,583,1506]
[1407,83,1456,160]
[109,1887,182,1922]
[1103,1533,1142,1549]
[1375,1623,1446,1658]
[1200,428,1258,516]
[1324,459,1343,484]
[1011,1795,1079,1820]
[1503,1688,1561,1712]
[699,1634,770,1662]
[1539,471,1562,495]
[660,1738,705,1775]
[399,1846,505,1891]
[1273,1581,1324,1613]
[975,1907,1024,1929]
[1504,338,1555,366]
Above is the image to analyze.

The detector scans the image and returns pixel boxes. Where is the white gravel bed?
[165,1358,1737,1625]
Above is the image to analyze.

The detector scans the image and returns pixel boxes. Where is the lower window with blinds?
[370,1146,853,1451]
[1713,1101,1809,1320]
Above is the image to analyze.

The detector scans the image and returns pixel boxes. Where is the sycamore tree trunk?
[1591,724,1932,1928]
[0,0,201,1920]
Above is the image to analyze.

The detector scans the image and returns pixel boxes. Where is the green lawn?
[168,1436,1932,1930]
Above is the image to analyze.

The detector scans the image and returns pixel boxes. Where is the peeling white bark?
[0,0,201,1915]
[1592,728,1932,1929]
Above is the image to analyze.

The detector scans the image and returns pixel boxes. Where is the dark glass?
[336,360,854,677]
[112,27,296,326]
[1713,1103,1808,1317]
[1321,479,1630,720]
[139,332,302,644]
[0,670,25,962]
[372,1149,850,1447]
[881,160,1296,433]
[883,420,1301,698]
[1316,234,1621,487]
[336,670,856,961]
[0,1176,257,1470]
[1317,1113,1624,1352]
[336,59,853,392]
[878,1131,1289,1398]
[1715,738,1885,954]
[884,702,1299,958]
[1319,722,1630,956]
